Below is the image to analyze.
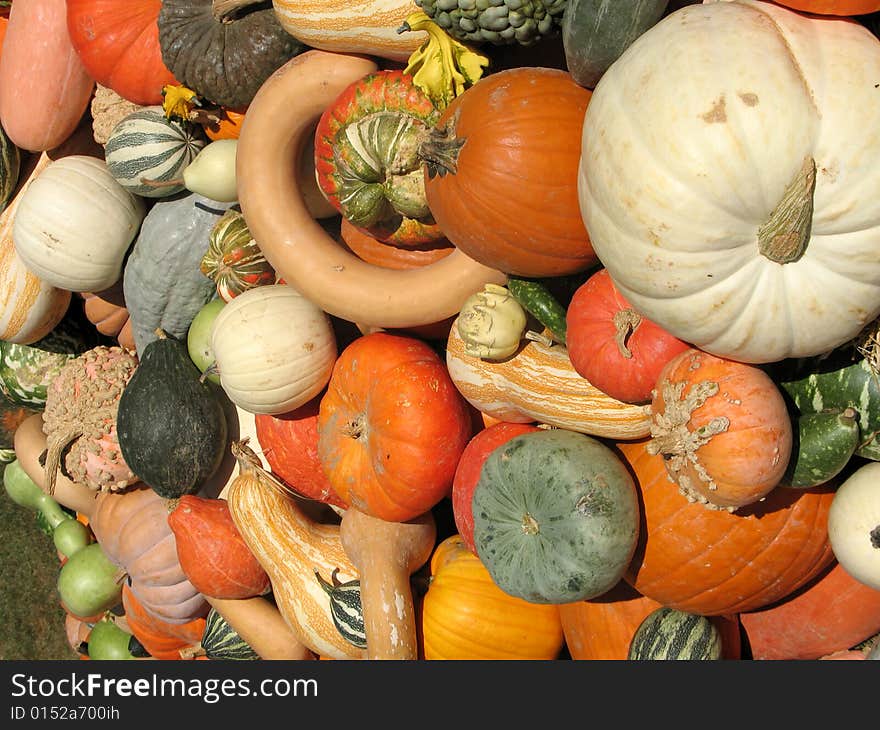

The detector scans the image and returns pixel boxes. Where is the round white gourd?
[12,155,146,292]
[828,461,880,591]
[210,284,337,414]
[578,0,880,363]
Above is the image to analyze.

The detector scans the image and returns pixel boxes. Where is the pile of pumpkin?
[2,0,880,662]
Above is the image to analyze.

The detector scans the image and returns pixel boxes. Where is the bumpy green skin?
[562,0,669,89]
[417,0,568,46]
[778,358,880,461]
[116,334,227,500]
[628,607,722,661]
[201,609,259,661]
[505,276,568,344]
[781,409,859,489]
[472,428,639,604]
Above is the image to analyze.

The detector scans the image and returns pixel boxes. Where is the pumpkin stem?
[521,512,540,535]
[612,308,641,359]
[43,427,84,497]
[523,329,554,348]
[757,156,816,264]
[418,110,466,179]
[212,0,262,22]
[199,363,219,384]
[342,414,367,442]
[179,643,207,660]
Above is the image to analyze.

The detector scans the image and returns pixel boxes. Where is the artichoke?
[416,0,568,46]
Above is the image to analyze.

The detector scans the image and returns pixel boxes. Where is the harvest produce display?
[4,0,880,663]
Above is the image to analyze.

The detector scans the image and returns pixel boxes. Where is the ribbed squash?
[200,208,276,301]
[627,606,723,661]
[199,607,260,660]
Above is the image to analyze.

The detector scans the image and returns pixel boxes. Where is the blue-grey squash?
[122,192,236,357]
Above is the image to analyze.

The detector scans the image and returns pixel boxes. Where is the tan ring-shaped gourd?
[235,49,507,329]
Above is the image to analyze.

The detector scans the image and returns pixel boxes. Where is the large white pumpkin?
[13,155,146,292]
[210,284,337,414]
[578,0,880,363]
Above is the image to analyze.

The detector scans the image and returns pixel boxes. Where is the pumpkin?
[66,0,179,106]
[420,66,597,278]
[740,560,880,660]
[271,0,427,62]
[121,583,206,660]
[827,461,880,591]
[450,421,541,555]
[12,155,146,293]
[647,347,793,511]
[445,314,653,440]
[421,534,565,660]
[472,428,640,604]
[122,191,237,357]
[168,494,271,599]
[317,331,473,522]
[566,268,691,405]
[578,0,880,364]
[253,395,348,509]
[88,484,210,624]
[204,107,246,141]
[770,1,880,13]
[157,0,306,109]
[339,217,454,270]
[618,438,836,615]
[78,286,135,352]
[209,284,338,415]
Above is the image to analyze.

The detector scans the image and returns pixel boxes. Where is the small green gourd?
[315,568,367,649]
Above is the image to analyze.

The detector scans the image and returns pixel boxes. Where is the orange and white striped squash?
[445,315,652,440]
[271,0,427,62]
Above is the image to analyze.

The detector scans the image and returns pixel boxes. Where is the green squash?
[0,122,21,214]
[628,606,722,660]
[472,428,640,604]
[200,608,260,661]
[562,0,669,89]
[122,191,237,358]
[116,330,228,500]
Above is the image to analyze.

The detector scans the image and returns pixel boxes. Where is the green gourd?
[85,618,138,660]
[0,122,20,214]
[199,608,260,661]
[471,428,640,604]
[628,606,722,660]
[116,330,227,499]
[3,457,72,530]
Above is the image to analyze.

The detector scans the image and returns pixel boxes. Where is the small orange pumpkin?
[204,107,247,141]
[121,583,205,660]
[421,535,565,660]
[339,217,454,271]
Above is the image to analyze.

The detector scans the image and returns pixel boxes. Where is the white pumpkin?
[210,284,337,414]
[828,461,880,592]
[578,0,880,363]
[12,155,146,292]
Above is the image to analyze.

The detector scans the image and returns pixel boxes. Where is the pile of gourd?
[2,0,880,662]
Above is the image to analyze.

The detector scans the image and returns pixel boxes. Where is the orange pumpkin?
[421,66,596,277]
[740,560,880,660]
[421,535,565,660]
[317,331,473,522]
[558,580,742,660]
[78,283,134,351]
[648,348,793,511]
[771,1,880,14]
[618,438,835,615]
[204,107,247,141]
[339,217,454,271]
[121,584,205,660]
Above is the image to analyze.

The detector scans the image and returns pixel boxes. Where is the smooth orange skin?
[771,1,880,15]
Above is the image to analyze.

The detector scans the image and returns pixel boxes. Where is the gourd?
[78,287,135,352]
[0,0,95,152]
[420,66,597,278]
[122,191,237,357]
[84,616,139,660]
[103,106,206,198]
[456,284,529,361]
[116,330,228,500]
[182,139,238,202]
[271,0,427,62]
[445,314,653,440]
[57,542,125,619]
[196,608,260,660]
[827,461,880,591]
[209,285,338,415]
[618,438,836,615]
[225,440,364,660]
[422,535,565,660]
[0,123,20,214]
[317,331,472,523]
[3,458,74,532]
[12,155,146,292]
[647,347,793,511]
[157,0,307,109]
[472,429,641,604]
[339,217,454,271]
[235,49,507,331]
[200,209,276,302]
[561,0,669,89]
[578,0,880,363]
[627,607,723,661]
[66,0,179,106]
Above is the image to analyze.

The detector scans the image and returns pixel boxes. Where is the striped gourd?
[628,607,722,661]
[272,0,427,62]
[201,209,276,302]
[0,123,21,214]
[445,315,652,440]
[104,106,206,198]
[315,568,367,649]
[200,608,260,661]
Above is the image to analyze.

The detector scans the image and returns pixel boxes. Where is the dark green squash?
[157,0,307,108]
[0,122,21,214]
[116,330,228,499]
[562,0,669,89]
[627,606,722,660]
[200,607,260,660]
[471,428,640,604]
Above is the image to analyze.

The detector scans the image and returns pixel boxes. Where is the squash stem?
[418,110,466,179]
[757,156,816,264]
[212,0,262,22]
[612,309,641,359]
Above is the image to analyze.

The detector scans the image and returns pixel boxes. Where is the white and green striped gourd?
[104,106,206,198]
[627,607,723,661]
